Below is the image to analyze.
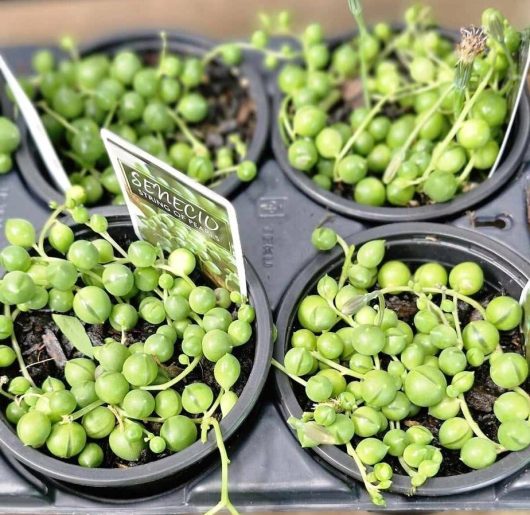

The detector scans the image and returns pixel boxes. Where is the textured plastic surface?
[0,43,528,511]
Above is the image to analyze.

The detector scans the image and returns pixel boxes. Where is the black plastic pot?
[274,222,530,496]
[271,26,530,223]
[16,30,270,207]
[0,211,273,494]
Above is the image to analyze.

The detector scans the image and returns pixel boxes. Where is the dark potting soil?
[291,271,528,478]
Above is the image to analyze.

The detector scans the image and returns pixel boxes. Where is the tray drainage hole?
[473,214,512,230]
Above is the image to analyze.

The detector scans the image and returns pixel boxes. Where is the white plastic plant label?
[488,29,530,177]
[100,129,247,297]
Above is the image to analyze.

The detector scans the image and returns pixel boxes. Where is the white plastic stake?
[0,55,71,193]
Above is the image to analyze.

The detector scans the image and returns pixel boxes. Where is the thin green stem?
[336,94,390,166]
[203,418,239,515]
[6,307,35,387]
[311,351,364,379]
[116,407,165,424]
[62,400,104,423]
[458,394,502,448]
[37,103,79,134]
[169,112,208,155]
[278,95,295,143]
[98,231,128,258]
[142,355,202,391]
[382,85,453,184]
[421,56,496,180]
[37,205,64,256]
[346,442,385,506]
[271,358,308,387]
[0,378,16,401]
[457,155,476,184]
[337,236,355,289]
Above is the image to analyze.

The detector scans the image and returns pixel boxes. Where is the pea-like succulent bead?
[202,329,233,362]
[494,392,530,422]
[448,262,484,295]
[314,404,337,426]
[5,219,36,249]
[155,389,182,419]
[377,260,411,289]
[351,325,385,356]
[102,264,134,297]
[78,442,104,468]
[438,347,467,376]
[127,240,157,268]
[460,437,497,469]
[459,313,496,351]
[82,406,116,439]
[16,411,51,448]
[228,320,252,346]
[2,271,36,305]
[297,295,336,333]
[0,345,16,367]
[485,296,523,331]
[122,389,155,419]
[122,353,158,387]
[160,415,197,451]
[46,422,86,458]
[361,370,398,407]
[167,248,196,276]
[404,365,447,407]
[97,340,130,372]
[144,333,174,362]
[71,381,98,407]
[95,372,129,404]
[109,303,138,331]
[182,383,214,414]
[214,353,241,390]
[65,358,96,387]
[109,425,146,461]
[382,391,411,421]
[0,315,14,339]
[439,417,473,449]
[356,437,389,465]
[490,352,528,388]
[383,428,408,457]
[305,375,333,402]
[73,286,112,324]
[352,406,381,437]
[497,420,530,451]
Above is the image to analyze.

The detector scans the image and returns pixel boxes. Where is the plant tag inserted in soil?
[488,29,530,178]
[0,55,71,192]
[100,129,247,296]
[520,278,530,361]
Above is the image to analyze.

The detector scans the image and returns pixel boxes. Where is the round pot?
[0,212,273,493]
[271,27,530,223]
[16,30,270,207]
[274,222,530,496]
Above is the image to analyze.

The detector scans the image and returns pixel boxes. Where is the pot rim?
[0,212,273,487]
[273,222,530,496]
[15,30,269,207]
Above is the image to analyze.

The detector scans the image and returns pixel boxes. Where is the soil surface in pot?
[291,271,527,477]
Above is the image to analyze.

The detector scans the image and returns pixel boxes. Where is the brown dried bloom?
[457,25,488,64]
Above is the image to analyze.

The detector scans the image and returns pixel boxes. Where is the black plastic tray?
[0,43,529,512]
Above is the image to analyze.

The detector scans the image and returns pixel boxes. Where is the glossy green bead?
[160,415,197,452]
[404,365,447,407]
